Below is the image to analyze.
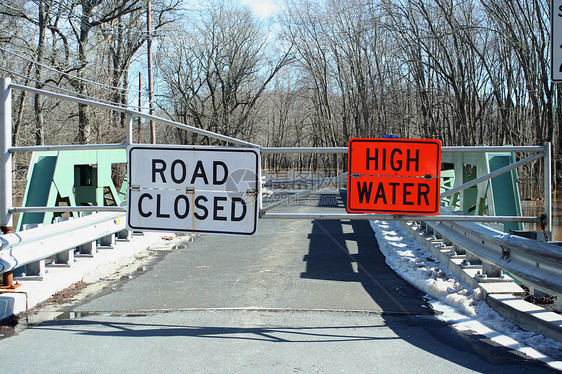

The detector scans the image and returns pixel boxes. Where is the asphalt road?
[0,191,556,373]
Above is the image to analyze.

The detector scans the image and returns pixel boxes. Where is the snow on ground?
[370,220,562,370]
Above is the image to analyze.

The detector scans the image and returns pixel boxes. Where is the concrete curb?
[399,221,562,343]
[487,294,562,341]
[0,232,185,321]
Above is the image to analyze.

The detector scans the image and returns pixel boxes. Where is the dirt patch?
[524,294,557,305]
[514,285,558,313]
[47,281,88,305]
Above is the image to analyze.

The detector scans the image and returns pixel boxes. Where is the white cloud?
[241,0,280,19]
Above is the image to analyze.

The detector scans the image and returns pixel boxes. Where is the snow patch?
[370,219,562,369]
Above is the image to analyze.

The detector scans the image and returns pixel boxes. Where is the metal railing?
[0,212,127,276]
[259,145,550,230]
[420,215,562,298]
[0,78,552,229]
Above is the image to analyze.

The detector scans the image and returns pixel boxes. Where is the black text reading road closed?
[127,146,260,235]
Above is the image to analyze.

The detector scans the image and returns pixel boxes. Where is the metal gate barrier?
[1,78,552,228]
[0,77,559,307]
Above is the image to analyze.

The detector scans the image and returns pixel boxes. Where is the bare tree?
[1,0,560,191]
[97,0,178,141]
[481,0,558,189]
[157,1,292,144]
[60,0,143,143]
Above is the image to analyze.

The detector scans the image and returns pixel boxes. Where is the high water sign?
[347,138,441,215]
[127,145,260,235]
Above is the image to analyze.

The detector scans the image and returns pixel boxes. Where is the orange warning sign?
[347,138,441,215]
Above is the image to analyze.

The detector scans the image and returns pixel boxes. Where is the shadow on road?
[301,191,428,314]
[33,316,398,343]
[297,190,556,373]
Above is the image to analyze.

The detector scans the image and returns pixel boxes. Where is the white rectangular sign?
[552,0,562,81]
[127,145,260,235]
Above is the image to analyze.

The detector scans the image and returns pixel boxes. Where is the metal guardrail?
[419,210,562,301]
[0,212,126,277]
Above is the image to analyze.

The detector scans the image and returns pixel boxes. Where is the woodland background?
[1,0,560,198]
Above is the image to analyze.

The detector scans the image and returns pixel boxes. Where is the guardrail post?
[452,244,464,255]
[482,263,501,278]
[55,249,75,265]
[78,241,96,256]
[117,229,131,241]
[465,252,481,265]
[24,260,46,278]
[52,218,75,265]
[20,224,46,277]
[99,233,115,247]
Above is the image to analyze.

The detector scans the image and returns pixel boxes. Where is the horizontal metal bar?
[261,145,545,154]
[10,143,127,153]
[10,84,259,148]
[9,144,546,156]
[441,145,544,153]
[441,152,543,199]
[10,206,126,213]
[8,144,547,158]
[265,178,335,184]
[262,147,348,154]
[15,206,540,223]
[259,212,542,223]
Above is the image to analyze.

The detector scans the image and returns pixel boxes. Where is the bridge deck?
[0,191,554,372]
[75,191,428,314]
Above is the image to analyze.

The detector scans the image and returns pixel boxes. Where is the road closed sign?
[347,138,441,215]
[552,0,562,81]
[127,145,260,235]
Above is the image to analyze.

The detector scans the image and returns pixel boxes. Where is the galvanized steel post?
[126,112,133,145]
[544,142,552,237]
[0,78,14,288]
[0,78,12,234]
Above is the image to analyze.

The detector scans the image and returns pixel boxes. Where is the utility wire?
[0,65,150,111]
[0,46,144,94]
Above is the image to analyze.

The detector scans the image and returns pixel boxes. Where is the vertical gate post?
[126,112,133,145]
[1,78,14,288]
[0,78,12,235]
[544,142,552,238]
